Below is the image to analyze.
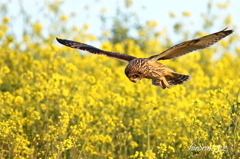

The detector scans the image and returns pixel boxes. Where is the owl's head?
[125,67,143,83]
[125,58,145,83]
[127,72,143,83]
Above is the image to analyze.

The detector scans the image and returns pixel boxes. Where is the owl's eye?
[132,75,139,78]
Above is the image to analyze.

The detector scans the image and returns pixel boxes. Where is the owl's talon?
[159,77,170,89]
[159,81,164,89]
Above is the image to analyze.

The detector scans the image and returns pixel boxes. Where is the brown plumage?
[56,28,233,89]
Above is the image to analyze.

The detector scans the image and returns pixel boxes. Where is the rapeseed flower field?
[0,1,239,158]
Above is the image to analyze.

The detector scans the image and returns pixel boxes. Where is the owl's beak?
[130,78,140,83]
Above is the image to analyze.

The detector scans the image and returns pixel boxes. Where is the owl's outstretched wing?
[149,28,233,61]
[56,38,136,63]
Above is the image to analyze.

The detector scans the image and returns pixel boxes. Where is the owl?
[56,28,233,89]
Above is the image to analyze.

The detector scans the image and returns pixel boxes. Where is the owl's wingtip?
[56,37,63,44]
[223,27,234,33]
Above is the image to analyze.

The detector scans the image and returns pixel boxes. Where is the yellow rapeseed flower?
[3,16,10,23]
[0,30,4,38]
[32,22,42,35]
[225,15,232,25]
[105,135,112,143]
[60,15,68,21]
[147,20,158,28]
[83,24,89,30]
[217,3,228,8]
[183,11,191,17]
[169,12,175,18]
[7,35,14,43]
[101,8,107,13]
[101,41,112,51]
[35,92,44,101]
[23,35,31,42]
[138,30,146,37]
[86,75,96,84]
[220,40,228,48]
[102,30,109,38]
[88,35,97,41]
[130,141,138,148]
[73,26,79,32]
[14,96,24,105]
[62,139,73,150]
[145,150,156,159]
[2,66,10,74]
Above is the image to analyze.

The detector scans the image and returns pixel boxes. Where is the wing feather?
[149,28,233,61]
[56,38,136,63]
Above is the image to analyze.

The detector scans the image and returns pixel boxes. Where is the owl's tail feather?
[167,72,190,86]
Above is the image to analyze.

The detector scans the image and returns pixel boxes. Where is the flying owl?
[56,28,233,89]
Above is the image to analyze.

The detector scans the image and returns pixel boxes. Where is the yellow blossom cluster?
[0,16,239,159]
